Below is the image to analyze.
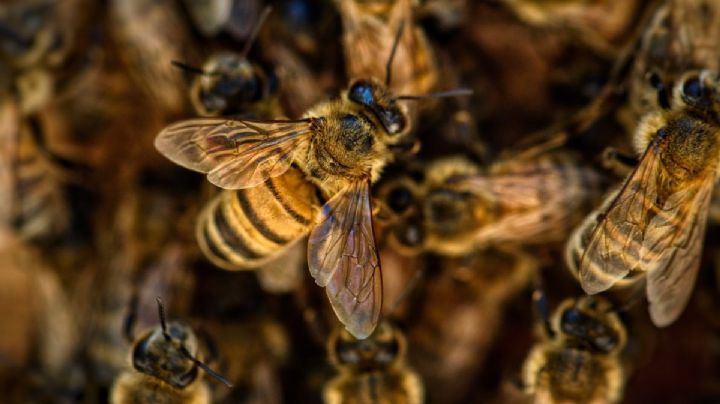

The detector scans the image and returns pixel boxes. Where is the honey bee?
[335,0,438,97]
[0,96,69,241]
[381,153,604,257]
[522,293,628,404]
[180,7,279,118]
[0,234,80,400]
[324,320,423,404]
[111,298,231,404]
[109,0,195,116]
[568,70,720,327]
[498,0,647,56]
[625,0,720,124]
[408,247,537,404]
[154,31,469,337]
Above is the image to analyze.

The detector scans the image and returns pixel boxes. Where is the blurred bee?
[111,298,231,404]
[0,96,68,241]
[177,7,279,118]
[335,0,438,97]
[0,0,76,71]
[498,0,647,56]
[408,248,537,404]
[567,71,720,327]
[522,293,628,404]
[0,234,80,400]
[324,320,423,404]
[155,28,471,338]
[109,0,195,116]
[381,153,604,257]
[624,0,720,126]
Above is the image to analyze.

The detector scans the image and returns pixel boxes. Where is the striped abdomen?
[196,167,319,269]
[5,115,68,241]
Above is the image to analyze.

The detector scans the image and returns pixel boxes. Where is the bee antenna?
[385,20,406,86]
[171,60,209,76]
[156,297,171,341]
[179,346,233,388]
[240,6,272,59]
[396,88,474,101]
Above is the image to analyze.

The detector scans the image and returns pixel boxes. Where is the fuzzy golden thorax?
[296,78,410,196]
[634,71,720,180]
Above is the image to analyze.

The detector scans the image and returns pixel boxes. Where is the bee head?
[347,78,408,136]
[673,70,720,118]
[329,321,404,371]
[555,296,626,355]
[131,321,200,389]
[192,52,275,116]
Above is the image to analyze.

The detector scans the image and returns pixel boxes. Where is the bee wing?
[308,179,382,339]
[579,139,714,301]
[155,118,313,189]
[646,177,713,326]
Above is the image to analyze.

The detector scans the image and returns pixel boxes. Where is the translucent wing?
[646,176,713,326]
[154,118,313,189]
[308,179,382,339]
[579,138,714,306]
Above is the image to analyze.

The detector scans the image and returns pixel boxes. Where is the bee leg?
[601,147,637,177]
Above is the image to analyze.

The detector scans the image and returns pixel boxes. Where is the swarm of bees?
[3,0,720,403]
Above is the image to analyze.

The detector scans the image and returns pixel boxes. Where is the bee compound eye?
[682,76,703,99]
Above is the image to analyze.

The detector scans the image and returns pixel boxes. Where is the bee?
[625,0,720,124]
[381,153,604,257]
[0,234,80,400]
[567,70,720,327]
[497,0,647,56]
[178,7,279,118]
[110,298,231,404]
[155,26,470,338]
[407,248,537,404]
[335,0,438,97]
[0,96,69,241]
[324,320,423,404]
[522,293,628,404]
[109,0,195,116]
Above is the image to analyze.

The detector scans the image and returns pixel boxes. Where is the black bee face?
[131,322,199,389]
[331,322,403,371]
[347,79,407,136]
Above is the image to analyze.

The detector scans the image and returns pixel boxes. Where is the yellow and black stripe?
[196,167,319,270]
[9,117,68,241]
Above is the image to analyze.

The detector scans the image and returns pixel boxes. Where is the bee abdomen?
[9,125,68,241]
[196,168,318,269]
